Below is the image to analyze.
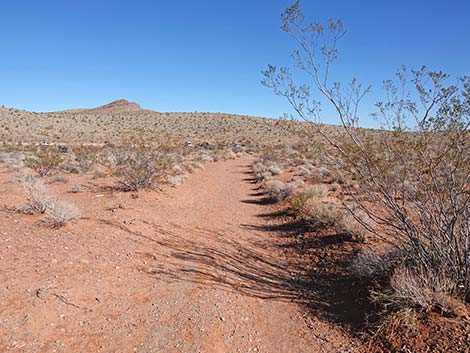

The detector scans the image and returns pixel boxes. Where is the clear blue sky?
[1,0,469,126]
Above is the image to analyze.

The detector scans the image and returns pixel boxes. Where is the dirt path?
[0,156,356,352]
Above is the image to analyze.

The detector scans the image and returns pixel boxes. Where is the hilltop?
[61,99,143,114]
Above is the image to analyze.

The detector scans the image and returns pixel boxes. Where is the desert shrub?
[288,191,312,216]
[301,198,342,228]
[105,146,129,166]
[265,180,294,202]
[334,209,370,241]
[299,197,368,240]
[224,150,237,159]
[197,153,213,162]
[304,184,328,198]
[288,184,328,216]
[289,177,304,189]
[51,175,69,183]
[318,167,332,179]
[264,2,470,310]
[387,266,467,317]
[351,248,404,281]
[299,165,312,178]
[69,184,82,193]
[171,164,187,175]
[185,161,204,173]
[73,146,100,173]
[165,174,188,187]
[253,161,272,182]
[253,159,283,182]
[268,164,282,175]
[252,159,266,173]
[25,146,63,176]
[44,201,79,228]
[20,175,51,214]
[117,144,172,191]
[257,171,272,183]
[60,163,80,174]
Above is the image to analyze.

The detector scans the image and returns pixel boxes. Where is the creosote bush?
[25,146,63,176]
[116,144,172,192]
[264,1,470,314]
[73,145,100,173]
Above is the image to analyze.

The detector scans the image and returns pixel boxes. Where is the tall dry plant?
[263,1,470,306]
[116,143,173,192]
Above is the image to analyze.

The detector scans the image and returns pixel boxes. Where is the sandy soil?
[0,156,357,352]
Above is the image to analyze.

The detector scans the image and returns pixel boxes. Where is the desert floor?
[0,156,358,353]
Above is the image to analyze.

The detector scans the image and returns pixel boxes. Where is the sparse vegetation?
[19,175,51,214]
[264,0,470,327]
[0,2,467,350]
[44,201,79,228]
[115,144,172,191]
[25,146,63,176]
[264,180,294,202]
[73,145,100,173]
[69,184,82,193]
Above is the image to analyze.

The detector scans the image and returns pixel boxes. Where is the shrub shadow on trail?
[242,213,371,330]
[100,166,372,332]
[102,218,311,302]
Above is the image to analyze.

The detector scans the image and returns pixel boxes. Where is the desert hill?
[0,101,321,145]
[61,99,143,114]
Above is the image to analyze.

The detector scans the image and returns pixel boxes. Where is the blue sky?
[1,0,469,126]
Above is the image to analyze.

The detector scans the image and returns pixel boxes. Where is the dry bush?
[264,2,470,311]
[165,174,188,187]
[25,146,63,176]
[268,164,282,175]
[317,166,332,179]
[69,184,82,193]
[369,309,419,349]
[253,159,283,182]
[44,201,79,228]
[20,175,51,214]
[50,175,69,183]
[197,153,213,162]
[185,161,204,173]
[289,177,305,190]
[304,184,328,198]
[117,144,172,191]
[299,165,312,178]
[252,159,272,182]
[265,179,294,202]
[351,248,403,280]
[335,210,370,241]
[224,150,237,159]
[257,171,272,183]
[300,197,368,240]
[288,184,328,216]
[387,266,467,317]
[73,146,100,173]
[288,191,312,216]
[301,197,342,228]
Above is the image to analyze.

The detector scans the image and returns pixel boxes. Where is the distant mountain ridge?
[61,99,143,113]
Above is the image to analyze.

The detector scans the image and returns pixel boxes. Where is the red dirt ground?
[0,157,360,353]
